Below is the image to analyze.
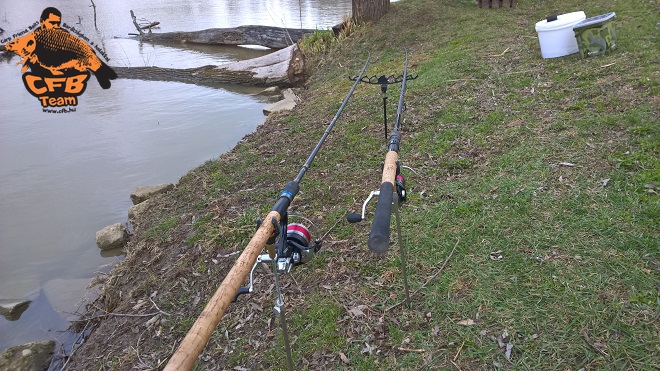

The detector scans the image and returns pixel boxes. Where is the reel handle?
[232,287,251,303]
[368,151,398,253]
[347,213,363,223]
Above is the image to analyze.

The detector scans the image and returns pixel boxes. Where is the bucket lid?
[573,12,616,30]
[535,11,586,32]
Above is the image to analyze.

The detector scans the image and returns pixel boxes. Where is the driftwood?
[114,43,305,87]
[135,25,316,49]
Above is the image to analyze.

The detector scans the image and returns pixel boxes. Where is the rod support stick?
[393,196,411,307]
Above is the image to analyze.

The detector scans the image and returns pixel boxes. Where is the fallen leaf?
[361,343,373,354]
[349,306,366,317]
[505,343,513,360]
[490,250,503,261]
[458,319,476,326]
[338,351,350,365]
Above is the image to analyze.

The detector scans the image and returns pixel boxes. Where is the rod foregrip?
[164,210,280,371]
[368,182,394,253]
[368,151,398,253]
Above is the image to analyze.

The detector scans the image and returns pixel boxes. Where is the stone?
[260,86,282,95]
[263,88,299,115]
[130,183,174,205]
[128,198,151,223]
[0,299,31,321]
[0,341,55,371]
[95,223,129,250]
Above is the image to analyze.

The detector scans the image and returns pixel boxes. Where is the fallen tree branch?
[113,44,305,87]
[130,10,144,36]
[131,22,316,49]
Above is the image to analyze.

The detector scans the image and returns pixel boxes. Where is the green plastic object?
[573,12,617,58]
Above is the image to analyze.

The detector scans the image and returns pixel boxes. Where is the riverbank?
[65,0,658,369]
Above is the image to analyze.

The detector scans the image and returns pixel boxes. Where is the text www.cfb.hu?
[43,106,76,113]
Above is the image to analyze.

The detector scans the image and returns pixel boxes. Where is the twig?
[487,47,510,57]
[70,311,163,322]
[133,329,146,366]
[453,340,465,361]
[90,0,98,31]
[396,347,426,353]
[150,297,171,316]
[444,78,480,83]
[581,327,609,357]
[386,239,459,311]
[61,320,91,371]
[130,10,144,36]
[600,62,616,68]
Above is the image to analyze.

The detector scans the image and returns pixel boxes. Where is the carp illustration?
[5,7,117,89]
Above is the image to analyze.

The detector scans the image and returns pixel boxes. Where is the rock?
[128,198,152,223]
[95,223,129,250]
[263,88,299,115]
[267,94,284,103]
[0,299,31,321]
[130,184,174,205]
[260,86,282,96]
[0,341,55,371]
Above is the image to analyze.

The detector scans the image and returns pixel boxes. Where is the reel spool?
[286,223,319,265]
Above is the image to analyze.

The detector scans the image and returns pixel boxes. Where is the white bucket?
[535,11,586,58]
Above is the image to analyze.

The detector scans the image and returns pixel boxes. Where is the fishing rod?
[368,51,412,254]
[164,53,370,371]
[347,51,416,303]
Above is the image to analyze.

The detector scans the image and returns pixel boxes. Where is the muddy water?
[0,0,354,351]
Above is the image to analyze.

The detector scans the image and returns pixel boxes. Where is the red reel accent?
[287,223,311,245]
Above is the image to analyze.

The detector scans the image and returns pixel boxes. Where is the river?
[0,0,355,352]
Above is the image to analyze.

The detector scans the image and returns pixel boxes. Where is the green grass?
[77,0,659,370]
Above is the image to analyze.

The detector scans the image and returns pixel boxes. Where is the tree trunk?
[113,44,305,88]
[135,25,316,49]
[352,0,390,22]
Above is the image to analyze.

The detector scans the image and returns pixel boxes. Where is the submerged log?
[136,25,316,49]
[114,44,305,87]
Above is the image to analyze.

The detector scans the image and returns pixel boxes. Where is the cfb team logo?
[3,7,117,113]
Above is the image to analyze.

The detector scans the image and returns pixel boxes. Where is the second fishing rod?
[347,51,416,306]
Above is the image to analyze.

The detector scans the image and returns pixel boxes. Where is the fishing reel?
[279,222,322,269]
[233,218,321,302]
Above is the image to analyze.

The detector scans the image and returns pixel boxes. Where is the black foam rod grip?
[347,213,363,223]
[367,182,394,253]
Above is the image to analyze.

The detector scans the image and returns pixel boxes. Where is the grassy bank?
[68,0,658,369]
